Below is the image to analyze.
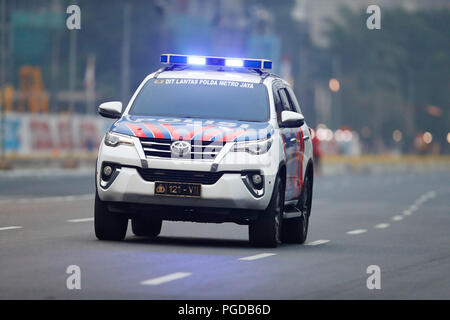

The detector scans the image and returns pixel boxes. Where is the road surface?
[0,169,449,299]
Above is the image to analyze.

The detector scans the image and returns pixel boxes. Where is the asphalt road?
[0,168,449,299]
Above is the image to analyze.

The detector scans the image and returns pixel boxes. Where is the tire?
[249,174,285,248]
[94,191,128,241]
[281,173,312,244]
[131,216,162,238]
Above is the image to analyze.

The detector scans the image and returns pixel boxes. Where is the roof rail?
[153,65,189,79]
[250,68,272,84]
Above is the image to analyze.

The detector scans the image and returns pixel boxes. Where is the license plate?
[154,182,201,198]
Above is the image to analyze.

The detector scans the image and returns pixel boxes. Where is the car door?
[273,83,301,201]
[285,86,310,198]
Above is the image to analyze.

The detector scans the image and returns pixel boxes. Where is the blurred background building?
[0,0,449,163]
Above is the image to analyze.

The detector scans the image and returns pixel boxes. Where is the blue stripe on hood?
[110,116,273,142]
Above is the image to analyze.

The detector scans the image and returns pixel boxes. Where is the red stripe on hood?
[143,123,165,139]
[220,129,248,142]
[127,124,147,138]
[201,128,225,141]
[183,126,215,141]
[161,123,181,140]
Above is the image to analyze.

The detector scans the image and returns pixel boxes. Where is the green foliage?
[325,7,450,149]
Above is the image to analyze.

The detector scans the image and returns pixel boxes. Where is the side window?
[278,89,292,112]
[273,83,301,124]
[272,86,283,114]
[286,87,302,114]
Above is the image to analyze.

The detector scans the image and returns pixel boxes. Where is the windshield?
[129,78,270,122]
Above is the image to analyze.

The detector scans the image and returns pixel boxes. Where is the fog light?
[103,166,113,177]
[241,172,265,197]
[252,174,263,185]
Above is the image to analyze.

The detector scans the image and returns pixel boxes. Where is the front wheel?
[249,174,285,248]
[94,191,128,241]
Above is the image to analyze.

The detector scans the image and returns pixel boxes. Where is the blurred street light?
[393,130,403,142]
[331,57,342,129]
[121,2,131,104]
[329,78,340,92]
[316,125,333,142]
[423,132,433,144]
[68,0,78,112]
[335,129,352,142]
[0,0,6,166]
[447,132,450,144]
[335,129,343,142]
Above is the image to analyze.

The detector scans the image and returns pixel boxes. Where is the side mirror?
[281,111,304,128]
[98,101,123,119]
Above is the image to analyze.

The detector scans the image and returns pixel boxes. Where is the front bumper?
[98,166,274,210]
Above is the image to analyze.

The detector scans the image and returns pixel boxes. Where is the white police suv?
[96,54,313,247]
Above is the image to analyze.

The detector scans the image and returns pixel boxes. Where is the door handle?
[290,138,297,142]
[303,136,310,141]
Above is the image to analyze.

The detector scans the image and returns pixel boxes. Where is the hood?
[110,115,274,142]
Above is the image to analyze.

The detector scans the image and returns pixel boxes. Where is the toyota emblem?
[170,141,191,158]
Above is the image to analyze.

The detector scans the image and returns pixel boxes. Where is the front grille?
[139,138,224,161]
[137,168,223,185]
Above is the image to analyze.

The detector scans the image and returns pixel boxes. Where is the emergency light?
[160,54,272,70]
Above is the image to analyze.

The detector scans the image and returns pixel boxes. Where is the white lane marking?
[409,204,418,212]
[0,226,23,231]
[0,168,93,179]
[140,272,192,286]
[306,240,330,246]
[346,229,367,235]
[0,194,93,205]
[239,253,276,261]
[375,223,390,229]
[68,218,94,223]
[403,210,412,216]
[392,215,404,221]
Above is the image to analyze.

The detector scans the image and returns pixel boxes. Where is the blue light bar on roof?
[160,54,272,70]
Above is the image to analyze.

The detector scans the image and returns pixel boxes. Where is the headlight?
[104,131,134,147]
[232,138,272,155]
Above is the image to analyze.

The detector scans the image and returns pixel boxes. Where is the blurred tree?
[246,0,316,123]
[77,0,163,103]
[325,7,450,153]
